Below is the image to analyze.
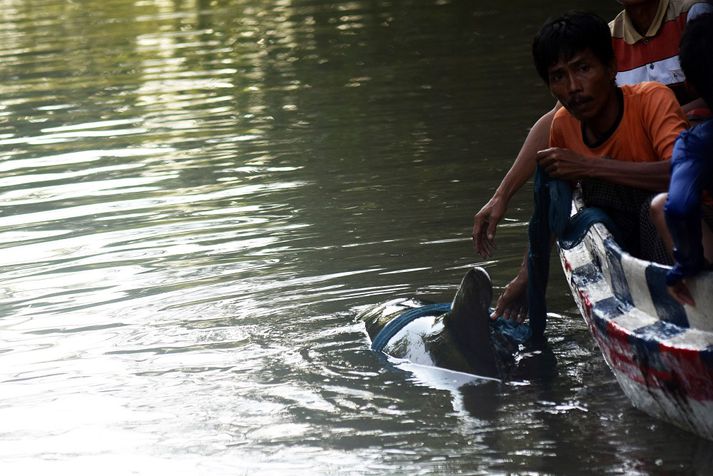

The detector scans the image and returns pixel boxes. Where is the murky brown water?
[1,0,711,474]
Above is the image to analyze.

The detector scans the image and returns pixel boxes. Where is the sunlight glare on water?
[0,0,712,474]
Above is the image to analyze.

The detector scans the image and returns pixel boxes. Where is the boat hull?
[559,210,713,439]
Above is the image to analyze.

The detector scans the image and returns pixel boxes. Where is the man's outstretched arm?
[472,105,559,257]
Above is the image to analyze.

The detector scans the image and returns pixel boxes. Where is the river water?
[1,0,711,474]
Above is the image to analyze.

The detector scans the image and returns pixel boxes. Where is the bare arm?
[682,97,708,114]
[492,107,558,202]
[472,104,560,257]
[584,157,670,191]
[536,148,671,192]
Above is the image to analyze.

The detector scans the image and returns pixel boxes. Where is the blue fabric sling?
[370,303,451,352]
[370,304,532,353]
[527,166,621,338]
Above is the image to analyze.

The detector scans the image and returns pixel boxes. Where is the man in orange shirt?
[505,11,687,334]
[474,0,710,321]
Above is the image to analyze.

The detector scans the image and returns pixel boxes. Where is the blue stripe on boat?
[594,297,626,320]
[604,239,633,306]
[632,320,687,340]
[570,262,601,286]
[644,264,689,327]
[699,346,713,368]
[591,306,612,337]
[631,321,687,373]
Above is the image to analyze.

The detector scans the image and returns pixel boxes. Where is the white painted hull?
[559,200,713,440]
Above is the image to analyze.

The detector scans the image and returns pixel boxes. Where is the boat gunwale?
[558,195,713,439]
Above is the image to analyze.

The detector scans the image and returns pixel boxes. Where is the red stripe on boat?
[658,343,713,401]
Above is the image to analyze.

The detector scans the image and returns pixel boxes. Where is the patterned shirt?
[610,0,712,92]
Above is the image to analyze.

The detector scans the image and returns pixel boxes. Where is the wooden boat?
[558,194,713,440]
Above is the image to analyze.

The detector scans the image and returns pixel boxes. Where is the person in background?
[650,13,713,306]
[473,0,712,322]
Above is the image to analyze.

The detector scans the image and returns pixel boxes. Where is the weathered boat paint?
[559,196,713,439]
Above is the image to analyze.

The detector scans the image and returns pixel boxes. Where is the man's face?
[546,49,617,123]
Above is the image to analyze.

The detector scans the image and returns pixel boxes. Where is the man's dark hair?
[679,13,713,108]
[532,11,615,84]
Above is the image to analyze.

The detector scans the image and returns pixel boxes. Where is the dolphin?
[360,267,527,379]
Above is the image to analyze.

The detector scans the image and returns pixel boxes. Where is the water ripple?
[0,0,695,474]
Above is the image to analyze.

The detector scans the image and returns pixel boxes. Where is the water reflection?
[1,0,712,474]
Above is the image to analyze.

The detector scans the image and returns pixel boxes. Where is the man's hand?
[473,195,506,258]
[668,280,696,306]
[536,147,591,180]
[490,270,529,322]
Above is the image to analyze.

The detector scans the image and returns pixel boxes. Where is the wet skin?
[361,268,556,380]
[360,268,504,377]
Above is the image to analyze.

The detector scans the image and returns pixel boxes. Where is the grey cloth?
[526,168,623,339]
